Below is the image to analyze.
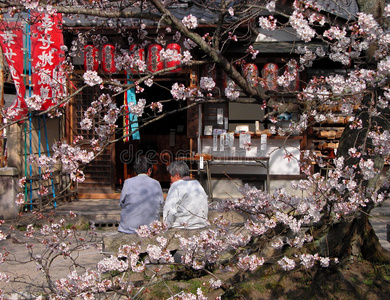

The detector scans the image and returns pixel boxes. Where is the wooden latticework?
[71,85,115,197]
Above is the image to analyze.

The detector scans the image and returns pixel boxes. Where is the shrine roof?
[60,0,359,27]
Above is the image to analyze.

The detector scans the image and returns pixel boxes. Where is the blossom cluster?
[170,83,203,101]
[128,98,146,117]
[224,79,239,100]
[258,16,277,31]
[182,14,198,29]
[237,254,264,271]
[289,11,316,42]
[199,77,216,92]
[246,45,259,60]
[83,70,103,87]
[25,95,44,110]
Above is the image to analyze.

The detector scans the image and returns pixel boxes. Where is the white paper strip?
[220,133,225,151]
[261,133,267,150]
[213,134,218,151]
[217,108,224,124]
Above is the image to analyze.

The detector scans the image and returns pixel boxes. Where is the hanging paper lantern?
[147,44,163,73]
[84,45,99,71]
[129,44,145,74]
[243,63,259,87]
[285,60,300,91]
[262,63,279,91]
[102,44,116,73]
[166,43,181,72]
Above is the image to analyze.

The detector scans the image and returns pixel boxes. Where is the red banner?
[0,22,27,120]
[30,13,66,111]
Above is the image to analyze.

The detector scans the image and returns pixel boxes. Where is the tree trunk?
[315,211,390,263]
[320,92,390,263]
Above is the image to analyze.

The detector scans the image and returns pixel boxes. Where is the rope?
[27,11,33,211]
[38,116,42,209]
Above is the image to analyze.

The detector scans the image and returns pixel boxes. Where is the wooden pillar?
[0,45,4,167]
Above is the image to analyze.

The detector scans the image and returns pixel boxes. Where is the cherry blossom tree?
[0,0,390,298]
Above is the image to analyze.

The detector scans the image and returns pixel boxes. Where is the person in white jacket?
[163,160,209,229]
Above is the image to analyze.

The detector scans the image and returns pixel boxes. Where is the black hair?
[134,157,152,174]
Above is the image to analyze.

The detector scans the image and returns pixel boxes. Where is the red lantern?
[84,45,99,71]
[102,44,116,73]
[262,63,279,91]
[129,44,145,74]
[166,43,181,72]
[147,44,163,73]
[243,63,259,87]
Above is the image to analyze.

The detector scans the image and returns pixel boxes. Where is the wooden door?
[70,84,116,198]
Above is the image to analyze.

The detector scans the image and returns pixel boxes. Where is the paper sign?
[204,125,213,135]
[261,133,267,150]
[217,108,224,124]
[227,132,234,148]
[239,133,251,149]
[220,133,225,151]
[213,133,218,151]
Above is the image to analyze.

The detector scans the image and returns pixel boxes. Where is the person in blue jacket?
[118,157,164,234]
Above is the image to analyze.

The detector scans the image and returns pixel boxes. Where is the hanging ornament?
[102,44,116,73]
[84,45,99,71]
[166,43,181,72]
[147,44,163,73]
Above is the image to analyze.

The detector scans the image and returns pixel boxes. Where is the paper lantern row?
[200,62,300,94]
[242,62,300,91]
[84,43,182,73]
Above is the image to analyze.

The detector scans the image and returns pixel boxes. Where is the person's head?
[167,161,189,183]
[134,157,153,176]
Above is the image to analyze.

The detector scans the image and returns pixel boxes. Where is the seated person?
[118,157,164,234]
[163,161,208,229]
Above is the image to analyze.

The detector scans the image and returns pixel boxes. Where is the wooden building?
[1,1,360,204]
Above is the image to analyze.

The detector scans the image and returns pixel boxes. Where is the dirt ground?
[137,259,390,300]
[1,216,390,299]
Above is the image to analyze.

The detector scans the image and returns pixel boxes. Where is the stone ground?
[370,200,390,252]
[44,197,390,252]
[0,198,389,299]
